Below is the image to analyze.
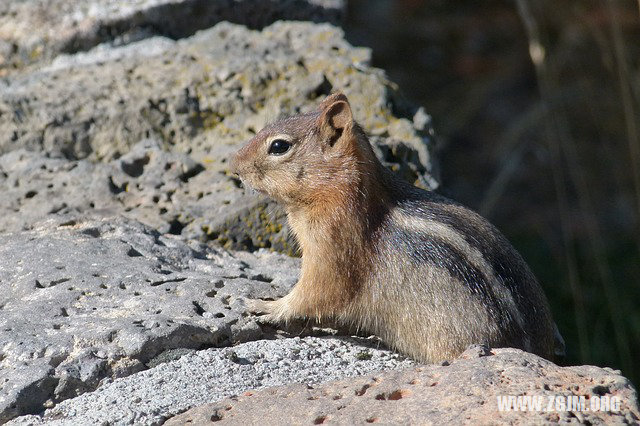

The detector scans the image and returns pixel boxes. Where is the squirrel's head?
[231,92,377,206]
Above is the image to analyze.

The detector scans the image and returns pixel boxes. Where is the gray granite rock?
[0,0,345,73]
[0,21,437,251]
[0,21,434,175]
[9,337,413,425]
[0,24,437,421]
[0,141,292,252]
[0,215,301,422]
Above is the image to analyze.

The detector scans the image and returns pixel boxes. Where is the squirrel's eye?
[268,139,291,156]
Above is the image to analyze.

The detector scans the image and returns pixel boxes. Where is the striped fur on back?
[347,178,556,361]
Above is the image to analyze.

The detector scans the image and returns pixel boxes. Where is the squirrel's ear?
[319,92,350,111]
[318,93,353,145]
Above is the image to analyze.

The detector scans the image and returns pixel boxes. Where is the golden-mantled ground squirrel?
[231,93,564,363]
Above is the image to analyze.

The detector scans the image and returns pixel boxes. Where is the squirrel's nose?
[230,138,255,176]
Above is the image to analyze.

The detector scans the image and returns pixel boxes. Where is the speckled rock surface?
[0,12,440,422]
[0,21,434,171]
[165,347,640,425]
[0,141,292,252]
[0,215,301,422]
[0,21,436,252]
[9,337,413,426]
[0,0,345,73]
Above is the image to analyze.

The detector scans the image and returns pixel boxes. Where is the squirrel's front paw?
[246,298,273,314]
[245,298,281,324]
[245,297,300,324]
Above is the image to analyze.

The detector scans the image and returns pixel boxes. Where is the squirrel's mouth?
[236,177,266,196]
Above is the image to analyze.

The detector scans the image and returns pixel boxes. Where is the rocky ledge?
[0,18,436,254]
[0,0,345,73]
[166,347,640,425]
[0,1,638,424]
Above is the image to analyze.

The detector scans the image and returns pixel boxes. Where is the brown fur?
[231,93,563,363]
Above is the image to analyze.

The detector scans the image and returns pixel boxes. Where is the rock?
[0,21,434,174]
[164,348,640,425]
[8,337,414,425]
[0,0,345,73]
[0,142,294,252]
[0,361,58,424]
[0,19,439,420]
[0,21,437,251]
[0,215,302,422]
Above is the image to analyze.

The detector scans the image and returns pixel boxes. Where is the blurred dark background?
[345,0,640,385]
